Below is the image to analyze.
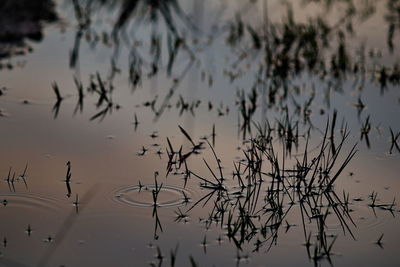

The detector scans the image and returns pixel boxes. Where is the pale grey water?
[1,0,400,266]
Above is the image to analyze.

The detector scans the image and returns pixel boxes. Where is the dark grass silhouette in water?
[51,72,121,121]
[156,120,361,266]
[51,82,64,119]
[5,0,390,105]
[389,127,400,154]
[1,1,400,266]
[42,1,400,160]
[3,164,29,192]
[65,161,72,197]
[52,0,400,138]
[68,0,196,88]
[0,120,398,265]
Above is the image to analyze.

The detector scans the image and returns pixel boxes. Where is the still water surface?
[1,0,400,266]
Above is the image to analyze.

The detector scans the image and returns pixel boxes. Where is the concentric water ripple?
[113,184,191,208]
[320,203,394,232]
[0,192,67,213]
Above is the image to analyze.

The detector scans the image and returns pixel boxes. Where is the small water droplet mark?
[43,236,54,243]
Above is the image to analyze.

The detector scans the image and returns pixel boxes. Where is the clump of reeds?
[163,118,359,265]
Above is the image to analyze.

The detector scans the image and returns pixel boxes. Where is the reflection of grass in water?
[62,0,400,140]
[69,0,195,84]
[2,2,400,265]
[108,2,400,117]
[162,121,360,265]
[112,0,196,36]
[142,120,396,265]
[389,127,400,154]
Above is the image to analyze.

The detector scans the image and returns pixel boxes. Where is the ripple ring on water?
[0,193,65,212]
[113,184,191,208]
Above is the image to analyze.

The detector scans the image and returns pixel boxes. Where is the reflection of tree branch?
[36,184,101,267]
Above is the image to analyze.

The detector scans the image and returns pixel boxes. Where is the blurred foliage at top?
[1,0,400,91]
[0,0,57,62]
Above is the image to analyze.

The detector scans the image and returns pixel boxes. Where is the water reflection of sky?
[1,0,400,266]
